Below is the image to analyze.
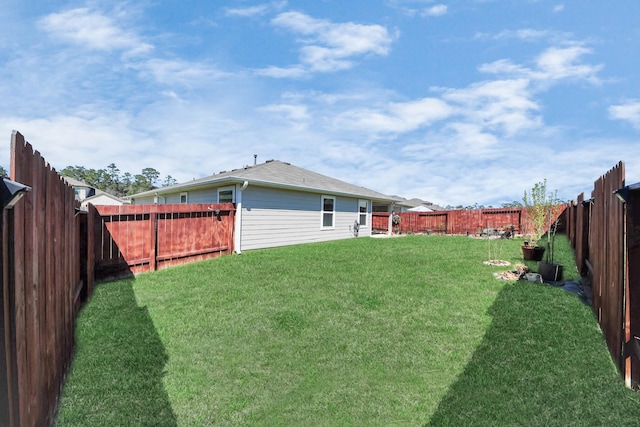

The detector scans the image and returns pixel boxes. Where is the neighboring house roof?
[63,176,92,189]
[63,176,127,205]
[82,191,128,206]
[129,160,397,202]
[394,197,446,211]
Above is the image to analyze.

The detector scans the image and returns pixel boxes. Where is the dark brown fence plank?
[2,132,82,426]
[626,190,640,387]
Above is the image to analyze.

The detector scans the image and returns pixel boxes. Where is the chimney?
[254,154,257,166]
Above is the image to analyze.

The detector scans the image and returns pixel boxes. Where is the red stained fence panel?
[375,207,568,237]
[92,203,235,281]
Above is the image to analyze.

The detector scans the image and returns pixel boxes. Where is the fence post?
[150,210,158,272]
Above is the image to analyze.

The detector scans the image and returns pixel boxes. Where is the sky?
[1,1,639,207]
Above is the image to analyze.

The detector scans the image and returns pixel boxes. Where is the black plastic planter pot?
[538,262,563,282]
[522,245,545,261]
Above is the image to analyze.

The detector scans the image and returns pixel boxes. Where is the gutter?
[234,180,249,254]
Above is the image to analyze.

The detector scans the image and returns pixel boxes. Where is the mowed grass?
[55,235,640,426]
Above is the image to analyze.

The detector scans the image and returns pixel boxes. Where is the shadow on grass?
[426,280,640,426]
[56,279,177,426]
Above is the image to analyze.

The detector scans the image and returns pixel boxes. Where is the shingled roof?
[129,160,397,202]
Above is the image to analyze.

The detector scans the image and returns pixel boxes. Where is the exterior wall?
[132,184,379,251]
[81,194,123,208]
[240,186,371,251]
[132,187,228,205]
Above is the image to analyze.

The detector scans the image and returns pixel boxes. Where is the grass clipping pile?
[492,263,530,281]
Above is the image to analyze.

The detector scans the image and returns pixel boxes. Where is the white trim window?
[180,192,188,204]
[218,186,235,203]
[358,199,368,226]
[321,195,335,229]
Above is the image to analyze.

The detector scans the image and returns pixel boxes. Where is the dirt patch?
[493,263,529,280]
[483,260,511,267]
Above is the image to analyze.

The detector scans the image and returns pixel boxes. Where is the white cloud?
[493,29,552,41]
[421,5,448,17]
[38,7,153,56]
[254,65,307,79]
[553,4,565,13]
[609,100,640,130]
[258,103,311,131]
[225,5,270,17]
[265,11,394,75]
[388,1,447,18]
[334,97,452,134]
[534,45,602,83]
[225,1,287,17]
[479,44,602,85]
[439,79,541,136]
[133,58,231,86]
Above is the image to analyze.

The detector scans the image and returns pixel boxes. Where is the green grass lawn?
[55,234,640,426]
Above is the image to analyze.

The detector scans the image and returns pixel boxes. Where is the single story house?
[128,160,398,252]
[63,177,128,208]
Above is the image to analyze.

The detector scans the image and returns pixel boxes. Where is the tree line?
[60,163,177,197]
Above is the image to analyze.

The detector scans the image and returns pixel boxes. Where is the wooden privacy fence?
[564,162,640,388]
[372,212,390,233]
[402,208,525,235]
[1,133,237,427]
[1,133,85,427]
[381,207,564,236]
[92,203,235,282]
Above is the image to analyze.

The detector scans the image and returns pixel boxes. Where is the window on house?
[180,192,188,204]
[218,187,234,203]
[321,195,335,229]
[359,200,368,226]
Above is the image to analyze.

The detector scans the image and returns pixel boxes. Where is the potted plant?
[537,207,563,281]
[521,179,557,261]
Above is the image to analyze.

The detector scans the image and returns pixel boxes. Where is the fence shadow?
[425,281,633,426]
[56,279,177,426]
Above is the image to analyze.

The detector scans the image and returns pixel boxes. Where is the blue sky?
[1,1,639,206]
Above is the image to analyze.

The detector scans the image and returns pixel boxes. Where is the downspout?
[388,203,396,236]
[234,180,249,254]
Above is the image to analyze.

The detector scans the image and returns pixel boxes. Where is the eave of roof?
[128,160,397,203]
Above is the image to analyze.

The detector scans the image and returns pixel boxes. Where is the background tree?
[141,168,160,188]
[60,164,174,197]
[163,175,177,187]
[501,201,523,208]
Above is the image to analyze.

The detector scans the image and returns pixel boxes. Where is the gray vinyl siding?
[132,188,222,205]
[131,184,375,251]
[240,186,370,251]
